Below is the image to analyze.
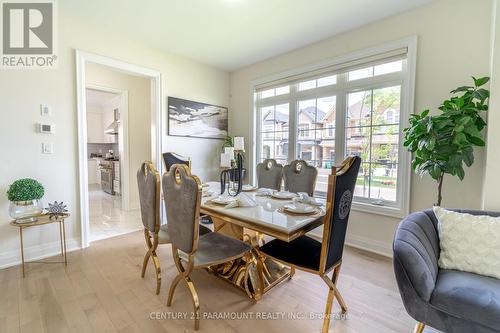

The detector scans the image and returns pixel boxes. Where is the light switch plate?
[42,142,53,154]
[40,104,51,116]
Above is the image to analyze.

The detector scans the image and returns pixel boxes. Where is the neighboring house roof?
[263,110,288,124]
[299,106,326,123]
[347,100,371,120]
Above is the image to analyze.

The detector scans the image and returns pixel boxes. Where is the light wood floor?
[0,231,419,333]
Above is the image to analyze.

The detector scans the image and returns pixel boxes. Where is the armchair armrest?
[393,210,440,303]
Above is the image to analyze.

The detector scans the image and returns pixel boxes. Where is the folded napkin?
[294,192,322,206]
[224,193,258,209]
[256,188,274,196]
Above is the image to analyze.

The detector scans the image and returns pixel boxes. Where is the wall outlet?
[42,143,53,154]
[40,104,51,116]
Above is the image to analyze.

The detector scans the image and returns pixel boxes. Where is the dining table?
[200,182,326,300]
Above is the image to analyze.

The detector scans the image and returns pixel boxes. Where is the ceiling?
[64,0,434,71]
[86,89,118,109]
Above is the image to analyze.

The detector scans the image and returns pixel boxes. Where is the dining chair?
[163,152,212,225]
[259,156,361,333]
[163,164,252,330]
[137,161,211,295]
[256,158,283,190]
[283,159,318,196]
[163,152,191,172]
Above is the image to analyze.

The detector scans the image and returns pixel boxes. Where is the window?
[254,39,415,217]
[258,102,289,165]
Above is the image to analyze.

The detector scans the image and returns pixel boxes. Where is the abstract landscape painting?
[168,97,228,139]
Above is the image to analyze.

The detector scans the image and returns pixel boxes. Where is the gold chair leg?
[320,268,347,333]
[185,276,200,331]
[289,265,296,280]
[167,273,183,306]
[414,322,425,333]
[332,265,347,312]
[168,248,201,330]
[141,229,152,278]
[322,287,335,333]
[152,253,161,295]
[141,250,151,278]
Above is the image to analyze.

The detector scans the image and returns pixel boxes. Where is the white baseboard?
[308,230,393,258]
[345,234,393,258]
[0,237,81,269]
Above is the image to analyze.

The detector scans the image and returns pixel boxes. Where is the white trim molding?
[0,237,81,270]
[75,50,162,248]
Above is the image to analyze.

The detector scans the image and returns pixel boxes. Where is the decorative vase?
[9,199,43,222]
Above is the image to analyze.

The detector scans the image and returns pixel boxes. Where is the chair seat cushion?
[259,235,322,271]
[430,269,500,330]
[157,223,211,244]
[193,232,251,267]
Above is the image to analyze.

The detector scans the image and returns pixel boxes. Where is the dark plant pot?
[229,168,246,182]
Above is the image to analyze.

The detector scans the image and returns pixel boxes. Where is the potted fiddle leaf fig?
[403,76,489,206]
[7,178,45,222]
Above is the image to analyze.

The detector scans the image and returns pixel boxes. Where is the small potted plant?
[7,178,45,222]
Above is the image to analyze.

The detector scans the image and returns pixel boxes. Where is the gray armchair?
[393,209,500,333]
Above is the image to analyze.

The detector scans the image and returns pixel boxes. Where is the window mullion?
[335,73,347,165]
[289,84,298,163]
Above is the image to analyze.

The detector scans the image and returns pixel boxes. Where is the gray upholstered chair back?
[162,164,201,254]
[322,156,361,271]
[256,159,283,190]
[137,161,160,233]
[283,160,318,195]
[163,152,191,172]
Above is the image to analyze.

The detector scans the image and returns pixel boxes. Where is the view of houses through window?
[256,57,405,205]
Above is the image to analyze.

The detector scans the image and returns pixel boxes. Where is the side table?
[10,213,69,277]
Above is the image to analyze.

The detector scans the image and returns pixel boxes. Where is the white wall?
[86,63,151,209]
[0,4,229,268]
[229,0,493,256]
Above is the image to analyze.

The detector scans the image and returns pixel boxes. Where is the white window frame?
[249,37,417,218]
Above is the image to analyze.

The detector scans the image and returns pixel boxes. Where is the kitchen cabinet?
[88,159,98,184]
[87,112,104,143]
[87,158,102,185]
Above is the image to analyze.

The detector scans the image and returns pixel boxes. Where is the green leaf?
[453,132,467,145]
[421,109,430,117]
[456,166,465,180]
[451,86,473,93]
[463,150,474,167]
[473,76,490,87]
[473,89,489,101]
[468,135,485,146]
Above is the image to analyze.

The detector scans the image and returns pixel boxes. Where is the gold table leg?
[19,227,25,278]
[208,217,291,300]
[62,219,67,266]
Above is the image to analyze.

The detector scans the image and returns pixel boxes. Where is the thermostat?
[39,123,55,134]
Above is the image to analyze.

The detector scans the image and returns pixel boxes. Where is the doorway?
[76,51,162,248]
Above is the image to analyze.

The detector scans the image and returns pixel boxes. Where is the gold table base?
[206,217,293,300]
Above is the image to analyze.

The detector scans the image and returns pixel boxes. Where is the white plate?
[271,191,297,200]
[211,197,237,205]
[242,185,257,192]
[283,204,315,214]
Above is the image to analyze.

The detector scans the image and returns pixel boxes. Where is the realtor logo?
[1,0,57,68]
